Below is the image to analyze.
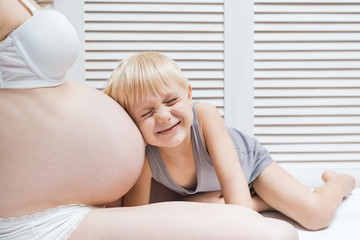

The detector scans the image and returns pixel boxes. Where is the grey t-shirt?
[146,103,273,196]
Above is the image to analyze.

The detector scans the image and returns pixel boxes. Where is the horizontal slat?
[254,116,360,124]
[254,4,360,12]
[255,23,360,32]
[85,42,224,51]
[254,79,360,87]
[255,97,360,106]
[183,70,224,78]
[255,0,360,3]
[269,153,360,162]
[255,88,360,96]
[255,42,360,51]
[85,51,224,60]
[254,70,360,78]
[86,60,224,70]
[85,32,224,41]
[256,135,360,143]
[264,143,360,152]
[189,79,224,88]
[85,0,223,2]
[190,89,224,98]
[255,61,360,68]
[255,14,360,22]
[85,3,223,12]
[255,51,360,60]
[87,81,109,89]
[193,98,224,106]
[255,107,360,115]
[85,13,224,22]
[254,126,360,134]
[85,22,223,32]
[255,33,360,41]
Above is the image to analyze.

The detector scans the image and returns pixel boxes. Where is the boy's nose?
[156,108,171,123]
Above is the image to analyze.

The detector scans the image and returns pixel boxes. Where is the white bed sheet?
[262,188,360,240]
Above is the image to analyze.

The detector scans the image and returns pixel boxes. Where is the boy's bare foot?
[322,171,356,198]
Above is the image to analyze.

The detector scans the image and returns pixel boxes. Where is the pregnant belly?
[0,132,144,218]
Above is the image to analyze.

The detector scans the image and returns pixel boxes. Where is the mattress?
[262,188,360,240]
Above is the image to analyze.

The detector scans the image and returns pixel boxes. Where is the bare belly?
[0,81,144,218]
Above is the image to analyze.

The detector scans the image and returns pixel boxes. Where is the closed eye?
[165,97,178,105]
[141,109,153,118]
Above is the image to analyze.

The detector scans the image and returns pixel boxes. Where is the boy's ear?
[188,85,192,99]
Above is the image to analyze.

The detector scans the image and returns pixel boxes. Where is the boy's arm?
[196,102,252,208]
[122,157,153,206]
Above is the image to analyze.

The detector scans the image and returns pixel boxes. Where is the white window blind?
[254,0,360,186]
[84,0,225,115]
[80,0,359,186]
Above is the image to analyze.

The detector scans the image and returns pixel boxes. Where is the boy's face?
[128,85,193,148]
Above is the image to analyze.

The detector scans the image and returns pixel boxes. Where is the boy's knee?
[299,198,336,230]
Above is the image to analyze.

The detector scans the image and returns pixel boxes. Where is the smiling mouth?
[157,121,180,134]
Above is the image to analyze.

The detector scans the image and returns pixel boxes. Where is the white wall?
[54,0,85,83]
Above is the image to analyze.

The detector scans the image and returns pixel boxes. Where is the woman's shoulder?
[0,0,33,41]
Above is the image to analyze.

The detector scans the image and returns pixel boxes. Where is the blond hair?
[35,0,54,6]
[104,52,190,112]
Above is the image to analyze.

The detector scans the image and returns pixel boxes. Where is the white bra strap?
[20,0,39,15]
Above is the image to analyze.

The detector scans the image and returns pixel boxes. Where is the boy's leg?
[70,202,298,240]
[252,161,355,230]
